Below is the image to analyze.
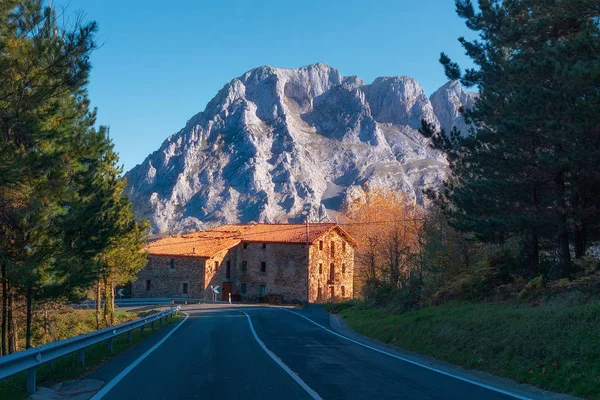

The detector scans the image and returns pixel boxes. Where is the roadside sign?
[210,285,220,301]
[117,289,125,299]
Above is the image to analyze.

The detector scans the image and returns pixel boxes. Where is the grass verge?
[0,311,182,400]
[337,301,600,399]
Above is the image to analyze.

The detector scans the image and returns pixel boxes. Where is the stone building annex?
[132,223,357,303]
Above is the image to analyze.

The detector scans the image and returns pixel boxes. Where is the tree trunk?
[43,306,48,343]
[531,228,540,273]
[556,174,571,278]
[531,186,541,273]
[25,284,33,349]
[8,289,16,353]
[571,188,585,259]
[103,277,113,327]
[110,283,115,325]
[1,262,7,356]
[574,224,585,259]
[95,281,101,330]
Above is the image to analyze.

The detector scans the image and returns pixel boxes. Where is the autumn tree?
[341,186,425,297]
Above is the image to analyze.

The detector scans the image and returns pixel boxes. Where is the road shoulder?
[328,312,578,400]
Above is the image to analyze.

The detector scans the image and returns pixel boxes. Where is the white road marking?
[91,312,189,400]
[242,311,322,400]
[280,308,531,400]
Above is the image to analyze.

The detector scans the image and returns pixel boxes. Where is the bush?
[258,294,284,304]
[323,299,361,314]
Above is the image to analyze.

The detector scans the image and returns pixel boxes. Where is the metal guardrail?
[0,305,180,394]
[115,297,202,304]
[72,298,203,309]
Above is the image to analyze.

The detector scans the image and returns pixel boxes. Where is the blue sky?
[53,0,475,172]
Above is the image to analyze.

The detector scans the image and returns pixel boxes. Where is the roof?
[145,223,357,258]
[145,231,241,258]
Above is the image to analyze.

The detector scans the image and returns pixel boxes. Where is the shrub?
[258,294,284,304]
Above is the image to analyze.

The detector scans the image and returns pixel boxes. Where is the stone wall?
[131,255,205,298]
[226,242,309,302]
[132,230,354,303]
[307,229,354,303]
[204,248,235,301]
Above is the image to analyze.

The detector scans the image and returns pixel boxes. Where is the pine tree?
[0,1,148,350]
[428,0,600,278]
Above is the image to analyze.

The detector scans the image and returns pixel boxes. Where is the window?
[318,263,322,274]
[341,286,345,297]
[259,285,266,296]
[226,260,231,278]
[262,243,266,249]
[182,282,188,294]
[148,258,152,268]
[342,241,346,252]
[241,283,247,294]
[261,262,266,273]
[319,240,323,250]
[215,261,219,270]
[329,263,335,282]
[330,286,334,299]
[331,241,335,257]
[241,261,247,272]
[146,280,152,291]
[170,259,175,269]
[243,242,248,249]
[342,263,346,274]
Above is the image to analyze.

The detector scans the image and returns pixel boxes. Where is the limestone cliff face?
[125,63,475,233]
[430,80,478,136]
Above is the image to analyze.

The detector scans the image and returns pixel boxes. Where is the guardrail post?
[151,320,155,331]
[78,349,85,366]
[27,368,36,394]
[107,338,113,353]
[159,316,163,327]
[127,331,132,342]
[141,325,145,337]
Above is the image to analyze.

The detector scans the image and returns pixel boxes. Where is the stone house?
[131,223,357,303]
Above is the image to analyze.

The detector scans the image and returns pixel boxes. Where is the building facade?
[132,223,356,303]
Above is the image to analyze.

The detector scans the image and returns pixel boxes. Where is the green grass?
[338,301,600,399]
[0,312,182,400]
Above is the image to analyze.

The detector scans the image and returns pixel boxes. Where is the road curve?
[90,304,529,400]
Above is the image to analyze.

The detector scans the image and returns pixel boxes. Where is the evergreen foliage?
[0,1,148,353]
[424,0,600,278]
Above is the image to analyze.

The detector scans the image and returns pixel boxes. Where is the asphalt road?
[89,304,530,400]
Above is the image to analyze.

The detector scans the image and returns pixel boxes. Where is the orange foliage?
[341,185,425,290]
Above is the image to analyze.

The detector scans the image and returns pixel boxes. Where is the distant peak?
[246,62,335,74]
[371,75,418,85]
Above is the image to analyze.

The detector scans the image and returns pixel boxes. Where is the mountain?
[125,63,476,234]
[430,80,478,135]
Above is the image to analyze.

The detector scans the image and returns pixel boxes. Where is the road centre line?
[279,308,530,400]
[241,311,322,400]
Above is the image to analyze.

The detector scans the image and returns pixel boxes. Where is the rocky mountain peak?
[430,80,478,135]
[125,63,476,234]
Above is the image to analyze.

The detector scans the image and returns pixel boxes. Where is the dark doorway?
[222,282,233,301]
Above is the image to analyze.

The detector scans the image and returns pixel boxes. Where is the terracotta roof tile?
[146,223,356,258]
[145,231,241,258]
